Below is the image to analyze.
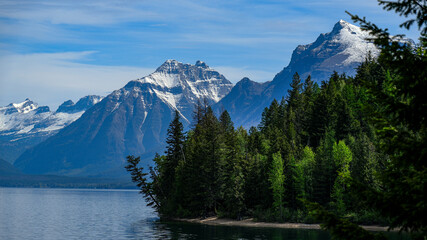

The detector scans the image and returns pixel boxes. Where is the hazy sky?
[0,0,421,109]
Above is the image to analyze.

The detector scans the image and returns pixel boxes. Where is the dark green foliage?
[312,130,337,207]
[378,0,427,35]
[308,2,427,239]
[127,4,425,234]
[127,67,387,223]
[269,152,285,219]
[126,65,394,226]
[160,110,185,213]
[219,111,246,218]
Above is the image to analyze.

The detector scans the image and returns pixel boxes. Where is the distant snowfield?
[0,101,82,135]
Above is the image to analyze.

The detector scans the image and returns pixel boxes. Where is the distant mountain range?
[1,20,382,179]
[0,96,102,163]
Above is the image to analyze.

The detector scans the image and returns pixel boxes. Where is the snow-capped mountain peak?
[0,95,103,163]
[1,99,38,114]
[195,60,208,68]
[217,19,388,129]
[155,59,181,73]
[332,19,359,33]
[134,60,233,104]
[327,19,379,65]
[0,96,103,135]
[273,19,380,85]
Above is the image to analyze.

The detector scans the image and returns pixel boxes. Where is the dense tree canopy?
[126,2,426,239]
[126,67,386,221]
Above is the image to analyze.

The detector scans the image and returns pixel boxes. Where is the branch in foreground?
[125,155,161,210]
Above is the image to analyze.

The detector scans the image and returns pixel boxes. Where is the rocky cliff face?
[56,96,103,114]
[14,60,233,177]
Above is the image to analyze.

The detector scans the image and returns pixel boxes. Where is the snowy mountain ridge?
[14,60,233,177]
[106,59,233,121]
[309,19,379,66]
[0,96,103,163]
[135,60,232,104]
[0,96,103,136]
[276,19,380,83]
[2,98,39,114]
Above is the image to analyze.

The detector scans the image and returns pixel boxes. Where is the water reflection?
[0,188,412,240]
[129,218,412,240]
[128,219,331,240]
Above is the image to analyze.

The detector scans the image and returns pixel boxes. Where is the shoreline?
[172,217,394,232]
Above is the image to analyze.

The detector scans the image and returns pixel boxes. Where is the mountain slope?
[215,77,270,128]
[216,20,379,128]
[0,96,102,163]
[0,158,22,176]
[272,19,379,84]
[15,60,233,177]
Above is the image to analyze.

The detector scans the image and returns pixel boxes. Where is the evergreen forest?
[126,1,426,239]
[128,66,388,222]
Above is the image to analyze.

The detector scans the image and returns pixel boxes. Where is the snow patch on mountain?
[11,99,38,114]
[153,89,182,110]
[140,72,180,89]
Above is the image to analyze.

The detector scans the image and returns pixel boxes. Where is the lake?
[0,187,409,240]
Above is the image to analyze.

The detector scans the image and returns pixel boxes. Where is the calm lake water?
[0,188,409,240]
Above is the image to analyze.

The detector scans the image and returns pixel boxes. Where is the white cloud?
[0,0,160,26]
[0,51,154,109]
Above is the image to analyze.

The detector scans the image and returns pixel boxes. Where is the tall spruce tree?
[219,111,246,218]
[161,110,185,213]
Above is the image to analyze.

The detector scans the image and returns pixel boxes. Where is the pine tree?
[219,115,247,218]
[287,72,303,110]
[301,75,315,146]
[286,73,304,150]
[161,110,185,213]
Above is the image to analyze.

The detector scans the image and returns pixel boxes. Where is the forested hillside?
[127,1,426,239]
[126,61,386,223]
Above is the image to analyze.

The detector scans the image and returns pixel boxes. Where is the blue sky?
[0,0,421,109]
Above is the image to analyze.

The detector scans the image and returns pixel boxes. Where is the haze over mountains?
[1,20,381,179]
